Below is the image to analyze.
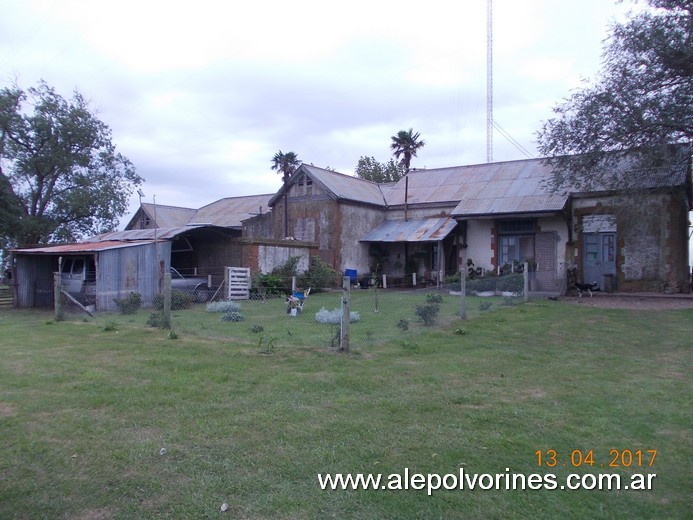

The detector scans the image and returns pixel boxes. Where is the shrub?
[444,271,461,284]
[146,312,167,328]
[479,301,492,311]
[222,311,245,322]
[206,300,241,313]
[249,324,264,334]
[397,318,409,331]
[466,276,498,294]
[415,303,439,326]
[299,255,339,290]
[252,272,288,297]
[496,273,524,293]
[113,292,142,314]
[425,292,443,304]
[315,307,360,324]
[153,290,193,311]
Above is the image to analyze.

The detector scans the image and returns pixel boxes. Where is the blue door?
[583,233,616,291]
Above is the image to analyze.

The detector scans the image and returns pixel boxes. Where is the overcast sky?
[1,0,636,226]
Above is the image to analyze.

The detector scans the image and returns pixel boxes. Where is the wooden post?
[459,247,467,320]
[54,272,63,321]
[163,272,172,328]
[523,261,529,302]
[341,276,350,352]
[224,266,229,300]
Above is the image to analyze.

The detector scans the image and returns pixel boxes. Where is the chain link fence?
[57,267,529,351]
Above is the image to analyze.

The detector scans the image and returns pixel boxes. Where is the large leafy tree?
[270,150,301,238]
[0,81,142,247]
[537,0,692,192]
[390,128,426,173]
[354,156,406,183]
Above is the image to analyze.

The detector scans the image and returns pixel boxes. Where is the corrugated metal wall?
[96,241,170,311]
[14,255,57,307]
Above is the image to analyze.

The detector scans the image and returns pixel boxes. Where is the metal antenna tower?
[486,0,493,163]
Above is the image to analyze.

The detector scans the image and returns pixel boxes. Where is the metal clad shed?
[12,240,167,311]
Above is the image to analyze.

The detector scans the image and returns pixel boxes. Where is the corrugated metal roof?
[136,194,273,229]
[191,194,273,227]
[269,165,387,207]
[383,159,568,217]
[360,217,457,242]
[89,225,234,242]
[141,203,196,227]
[13,240,155,254]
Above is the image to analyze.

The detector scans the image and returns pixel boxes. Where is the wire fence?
[58,271,529,351]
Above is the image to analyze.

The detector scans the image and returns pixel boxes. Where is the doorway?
[583,232,616,291]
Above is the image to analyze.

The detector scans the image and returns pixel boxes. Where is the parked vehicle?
[170,267,213,302]
[60,256,96,305]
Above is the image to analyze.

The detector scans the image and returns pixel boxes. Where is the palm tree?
[271,150,301,183]
[390,129,425,172]
[271,150,301,238]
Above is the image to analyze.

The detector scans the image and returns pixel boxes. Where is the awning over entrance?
[360,217,457,242]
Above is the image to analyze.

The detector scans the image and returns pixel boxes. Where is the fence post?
[412,273,417,286]
[382,274,387,289]
[341,276,350,352]
[459,247,467,320]
[163,272,172,328]
[224,266,229,300]
[523,261,529,302]
[54,272,63,321]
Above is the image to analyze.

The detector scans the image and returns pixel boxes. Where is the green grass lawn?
[0,301,690,519]
[164,289,517,349]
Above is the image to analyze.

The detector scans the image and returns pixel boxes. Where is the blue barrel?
[345,269,357,283]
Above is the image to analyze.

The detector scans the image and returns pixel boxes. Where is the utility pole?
[487,0,493,163]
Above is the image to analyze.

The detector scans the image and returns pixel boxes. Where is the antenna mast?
[486,0,493,163]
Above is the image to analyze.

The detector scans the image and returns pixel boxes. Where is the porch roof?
[360,217,457,242]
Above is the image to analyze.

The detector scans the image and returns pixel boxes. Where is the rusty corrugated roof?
[360,217,457,242]
[268,165,387,207]
[379,159,569,217]
[13,240,155,254]
[89,225,235,242]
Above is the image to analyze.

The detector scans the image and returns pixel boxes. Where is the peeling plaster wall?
[572,191,690,293]
[339,203,387,276]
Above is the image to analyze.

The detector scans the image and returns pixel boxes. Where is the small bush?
[222,311,245,322]
[299,255,339,290]
[454,327,467,335]
[415,303,439,326]
[103,322,118,332]
[315,307,360,324]
[397,318,410,331]
[113,292,142,314]
[146,312,167,328]
[250,324,264,333]
[479,301,492,311]
[496,273,524,293]
[425,292,443,304]
[206,300,241,313]
[152,290,193,310]
[466,276,498,294]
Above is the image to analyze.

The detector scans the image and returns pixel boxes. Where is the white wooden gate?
[227,267,251,300]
